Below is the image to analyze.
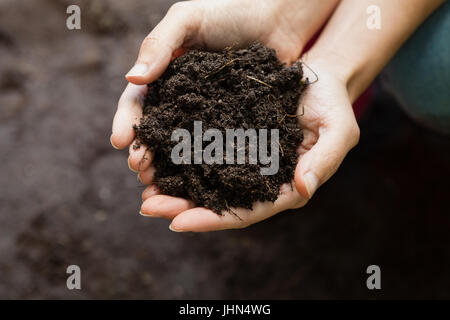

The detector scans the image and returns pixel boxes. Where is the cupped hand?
[113,62,359,232]
[111,0,340,148]
[111,0,361,232]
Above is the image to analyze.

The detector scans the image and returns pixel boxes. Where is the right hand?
[124,0,340,85]
[112,0,340,156]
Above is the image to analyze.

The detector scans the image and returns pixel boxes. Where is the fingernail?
[110,135,119,150]
[139,210,154,217]
[169,224,183,232]
[128,158,138,173]
[303,171,319,198]
[126,63,148,78]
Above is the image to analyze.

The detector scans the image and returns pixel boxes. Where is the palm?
[197,21,303,65]
[293,66,360,199]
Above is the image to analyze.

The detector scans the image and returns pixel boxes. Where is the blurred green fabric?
[382,1,450,134]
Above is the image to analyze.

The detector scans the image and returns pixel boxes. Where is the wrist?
[302,46,374,104]
[302,0,446,103]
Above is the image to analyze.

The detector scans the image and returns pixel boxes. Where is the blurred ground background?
[0,0,449,299]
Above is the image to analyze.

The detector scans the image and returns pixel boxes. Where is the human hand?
[111,0,360,232]
[112,0,340,174]
[111,0,339,148]
[123,0,340,85]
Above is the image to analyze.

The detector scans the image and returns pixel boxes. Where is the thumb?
[294,121,360,199]
[125,2,201,85]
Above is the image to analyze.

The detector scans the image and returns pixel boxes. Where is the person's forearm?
[305,0,445,102]
[271,0,340,48]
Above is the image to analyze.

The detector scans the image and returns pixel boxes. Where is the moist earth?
[135,43,307,214]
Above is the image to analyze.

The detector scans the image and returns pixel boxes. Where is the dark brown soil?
[134,43,307,214]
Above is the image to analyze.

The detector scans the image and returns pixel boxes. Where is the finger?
[294,117,360,199]
[142,185,160,201]
[172,47,187,60]
[125,2,201,85]
[169,183,305,232]
[128,141,153,173]
[140,195,195,219]
[137,166,156,185]
[111,84,147,149]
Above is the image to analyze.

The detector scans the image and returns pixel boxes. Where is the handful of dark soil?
[134,43,307,214]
